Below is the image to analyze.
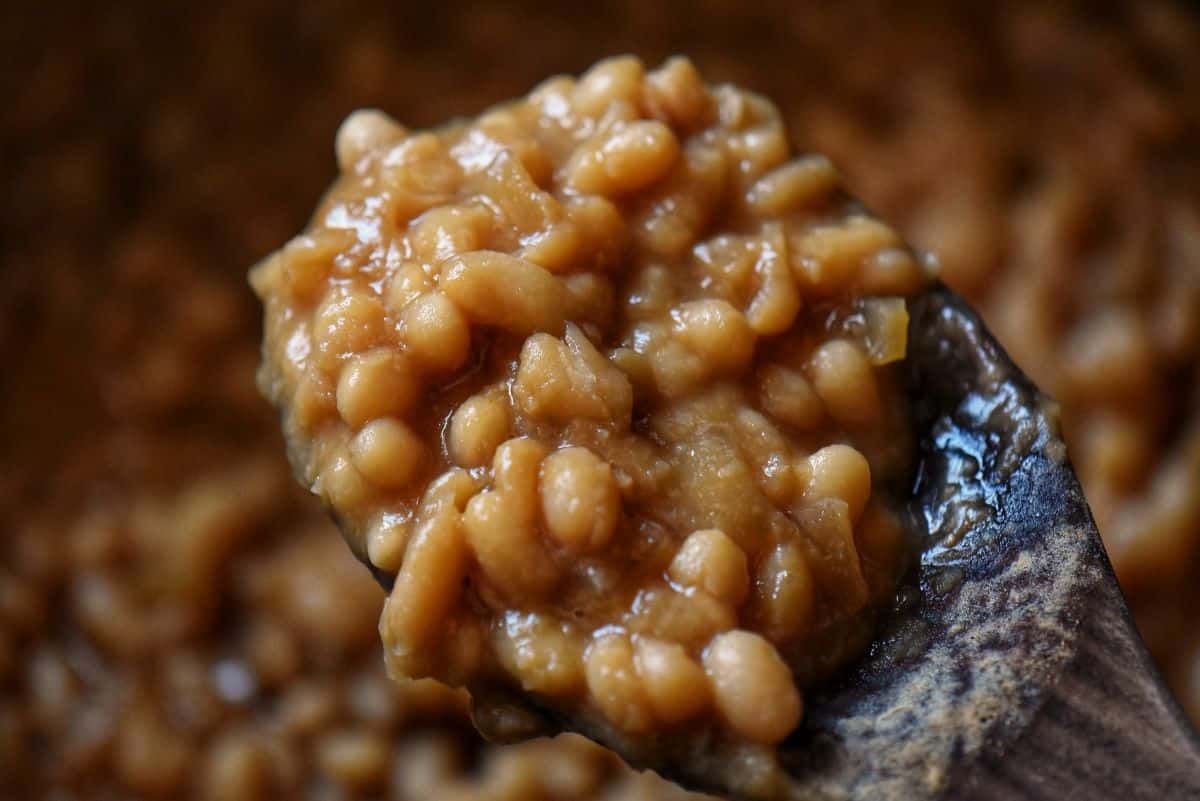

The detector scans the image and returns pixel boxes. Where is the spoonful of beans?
[249,55,1200,801]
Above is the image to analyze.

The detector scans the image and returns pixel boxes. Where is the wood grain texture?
[907,286,1200,800]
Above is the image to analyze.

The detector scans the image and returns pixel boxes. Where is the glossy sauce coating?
[251,56,931,752]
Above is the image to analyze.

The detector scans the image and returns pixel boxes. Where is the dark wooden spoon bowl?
[351,285,1200,800]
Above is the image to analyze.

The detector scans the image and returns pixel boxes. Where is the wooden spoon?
[357,284,1200,800]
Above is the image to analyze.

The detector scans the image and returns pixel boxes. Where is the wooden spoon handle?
[949,573,1200,800]
[910,285,1200,799]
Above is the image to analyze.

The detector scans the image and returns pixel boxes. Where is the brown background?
[2,1,1198,798]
